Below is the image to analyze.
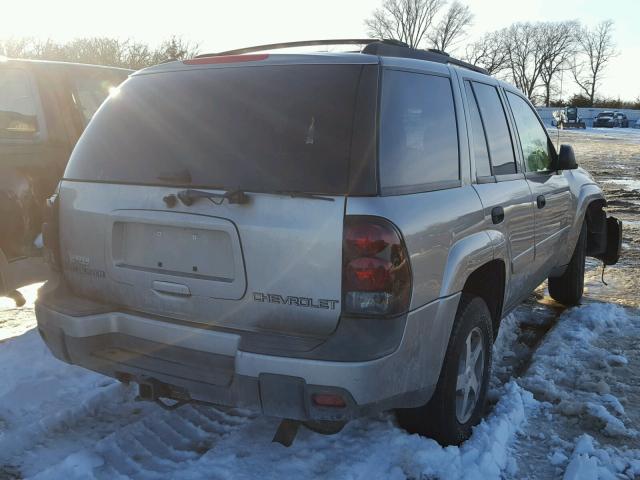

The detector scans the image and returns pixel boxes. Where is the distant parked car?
[553,106,586,129]
[614,112,629,128]
[0,59,130,305]
[594,111,629,128]
[633,118,640,129]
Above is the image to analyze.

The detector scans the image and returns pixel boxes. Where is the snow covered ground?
[1,291,637,479]
[0,128,638,479]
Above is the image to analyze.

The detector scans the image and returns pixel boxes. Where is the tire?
[396,294,492,446]
[548,222,586,306]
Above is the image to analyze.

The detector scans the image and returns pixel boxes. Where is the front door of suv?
[462,79,535,309]
[504,91,572,273]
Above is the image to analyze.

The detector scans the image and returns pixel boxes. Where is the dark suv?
[594,111,629,128]
[0,59,130,304]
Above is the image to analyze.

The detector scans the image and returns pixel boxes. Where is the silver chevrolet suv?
[35,40,622,446]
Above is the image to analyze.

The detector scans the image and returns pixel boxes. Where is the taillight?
[342,216,411,316]
[42,193,61,271]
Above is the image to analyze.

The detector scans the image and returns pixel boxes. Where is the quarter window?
[506,92,553,172]
[379,70,459,192]
[471,82,516,175]
[464,82,491,178]
[0,69,39,138]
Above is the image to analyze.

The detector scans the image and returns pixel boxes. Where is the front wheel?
[396,294,492,446]
[548,222,586,306]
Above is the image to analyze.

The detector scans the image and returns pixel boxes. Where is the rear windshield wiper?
[274,190,335,202]
[177,188,249,206]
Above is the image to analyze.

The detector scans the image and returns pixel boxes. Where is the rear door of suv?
[503,90,572,273]
[458,75,536,309]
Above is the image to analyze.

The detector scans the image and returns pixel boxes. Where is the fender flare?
[558,183,606,264]
[439,231,495,298]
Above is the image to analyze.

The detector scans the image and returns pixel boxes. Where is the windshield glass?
[65,64,367,195]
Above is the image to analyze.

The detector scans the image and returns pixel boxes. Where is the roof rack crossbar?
[196,39,381,58]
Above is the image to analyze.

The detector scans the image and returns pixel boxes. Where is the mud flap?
[599,217,622,266]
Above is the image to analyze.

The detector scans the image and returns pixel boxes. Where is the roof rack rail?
[362,41,489,75]
[194,39,488,75]
[195,39,383,58]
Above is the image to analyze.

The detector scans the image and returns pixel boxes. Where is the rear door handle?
[537,195,546,209]
[491,206,505,224]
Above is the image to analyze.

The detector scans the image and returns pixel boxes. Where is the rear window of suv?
[65,65,370,195]
[379,70,459,193]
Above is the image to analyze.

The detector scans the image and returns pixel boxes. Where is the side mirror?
[557,144,578,170]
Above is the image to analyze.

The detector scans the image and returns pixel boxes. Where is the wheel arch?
[438,231,507,340]
[460,259,507,339]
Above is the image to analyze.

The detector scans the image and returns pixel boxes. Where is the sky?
[1,0,638,99]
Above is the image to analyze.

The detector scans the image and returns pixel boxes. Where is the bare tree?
[571,20,617,106]
[365,0,445,48]
[464,31,508,75]
[151,35,200,63]
[502,23,548,101]
[123,41,154,70]
[539,21,579,106]
[1,35,200,69]
[61,38,129,66]
[429,1,473,52]
[0,37,33,57]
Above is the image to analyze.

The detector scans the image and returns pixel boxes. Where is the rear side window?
[65,65,370,195]
[464,82,491,178]
[505,92,553,172]
[379,70,459,193]
[471,82,516,175]
[0,69,39,139]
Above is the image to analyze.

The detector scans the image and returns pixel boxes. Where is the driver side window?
[506,92,554,172]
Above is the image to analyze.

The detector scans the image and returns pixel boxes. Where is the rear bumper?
[36,284,460,421]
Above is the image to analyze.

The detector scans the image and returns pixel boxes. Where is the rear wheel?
[396,294,492,445]
[548,222,586,306]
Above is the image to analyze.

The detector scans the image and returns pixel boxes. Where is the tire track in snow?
[27,404,254,479]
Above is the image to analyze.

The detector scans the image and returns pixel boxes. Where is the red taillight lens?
[42,193,61,271]
[342,216,411,317]
[344,223,396,257]
[345,257,392,291]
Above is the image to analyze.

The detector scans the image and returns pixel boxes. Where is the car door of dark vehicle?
[504,90,572,273]
[462,79,536,309]
[0,67,49,260]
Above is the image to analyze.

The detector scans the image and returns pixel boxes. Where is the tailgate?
[58,181,345,338]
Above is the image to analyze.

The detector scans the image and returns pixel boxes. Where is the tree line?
[0,35,199,70]
[366,0,636,107]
